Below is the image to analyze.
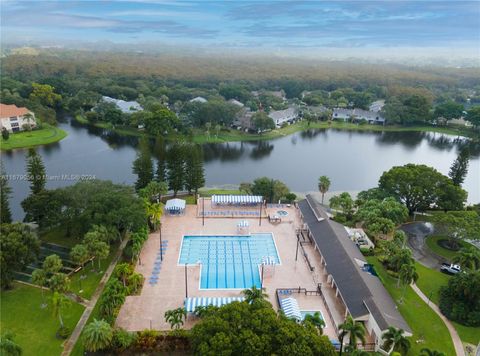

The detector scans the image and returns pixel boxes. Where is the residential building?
[304,105,329,119]
[232,108,254,131]
[0,103,36,133]
[332,108,385,124]
[189,96,208,104]
[268,107,299,127]
[102,96,142,114]
[298,195,411,346]
[228,99,244,108]
[369,100,385,112]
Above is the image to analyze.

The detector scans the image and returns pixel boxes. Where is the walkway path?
[411,283,465,356]
[61,236,130,356]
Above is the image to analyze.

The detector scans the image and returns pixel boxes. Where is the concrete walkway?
[61,237,130,356]
[411,283,465,356]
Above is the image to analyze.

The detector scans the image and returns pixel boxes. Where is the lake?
[2,118,479,220]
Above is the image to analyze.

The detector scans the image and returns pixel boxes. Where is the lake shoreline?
[74,114,476,143]
[0,124,68,151]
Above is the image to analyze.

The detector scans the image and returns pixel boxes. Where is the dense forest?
[1,49,480,135]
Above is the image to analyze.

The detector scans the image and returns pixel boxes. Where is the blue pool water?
[179,233,280,289]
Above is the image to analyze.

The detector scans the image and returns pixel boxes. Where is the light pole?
[295,235,300,262]
[185,263,188,298]
[202,196,205,226]
[159,225,163,261]
[259,199,263,226]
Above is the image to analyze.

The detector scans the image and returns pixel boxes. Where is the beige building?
[0,104,36,133]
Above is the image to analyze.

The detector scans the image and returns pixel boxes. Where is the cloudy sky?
[2,0,479,56]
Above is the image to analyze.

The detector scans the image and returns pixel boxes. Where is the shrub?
[439,271,480,326]
[360,247,374,256]
[135,329,159,350]
[112,328,137,351]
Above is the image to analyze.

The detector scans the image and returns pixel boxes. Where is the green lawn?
[425,235,470,260]
[366,257,455,356]
[1,124,68,150]
[199,188,242,196]
[414,262,480,346]
[40,226,81,248]
[0,283,84,356]
[69,245,118,300]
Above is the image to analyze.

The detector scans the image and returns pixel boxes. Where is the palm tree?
[132,239,143,264]
[382,326,411,355]
[115,263,132,287]
[398,262,418,303]
[242,286,268,304]
[420,348,446,356]
[144,200,163,231]
[318,176,331,204]
[302,312,325,335]
[51,292,70,330]
[0,331,22,356]
[31,269,48,308]
[82,318,114,352]
[338,315,366,355]
[164,308,187,329]
[453,246,480,271]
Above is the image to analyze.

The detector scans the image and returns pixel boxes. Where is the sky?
[1,0,480,58]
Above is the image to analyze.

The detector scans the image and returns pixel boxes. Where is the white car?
[440,263,461,275]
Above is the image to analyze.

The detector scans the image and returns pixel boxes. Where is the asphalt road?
[400,222,446,269]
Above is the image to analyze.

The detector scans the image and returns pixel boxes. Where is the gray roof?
[268,107,298,123]
[298,195,411,333]
[190,96,207,103]
[102,96,142,114]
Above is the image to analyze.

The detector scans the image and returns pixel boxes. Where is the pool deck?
[116,204,339,339]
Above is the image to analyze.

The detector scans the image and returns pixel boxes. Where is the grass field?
[40,226,80,248]
[0,283,85,356]
[414,262,480,346]
[366,257,455,356]
[69,245,118,300]
[1,124,68,150]
[425,235,470,260]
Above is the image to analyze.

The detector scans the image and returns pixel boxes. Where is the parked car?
[440,263,461,275]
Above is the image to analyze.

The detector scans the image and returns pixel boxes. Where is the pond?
[2,117,479,220]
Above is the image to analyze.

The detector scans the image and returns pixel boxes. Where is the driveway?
[400,222,446,269]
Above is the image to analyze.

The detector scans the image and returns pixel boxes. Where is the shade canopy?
[212,195,263,205]
[280,297,302,320]
[184,297,245,313]
[165,198,186,211]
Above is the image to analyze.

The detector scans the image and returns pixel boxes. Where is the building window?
[9,117,18,121]
[11,122,19,128]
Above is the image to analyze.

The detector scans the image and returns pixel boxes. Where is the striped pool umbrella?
[184,297,245,313]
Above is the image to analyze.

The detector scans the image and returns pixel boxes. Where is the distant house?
[189,96,208,104]
[369,100,385,112]
[268,107,298,127]
[228,99,244,108]
[332,108,385,124]
[232,109,254,131]
[332,108,354,121]
[0,103,36,133]
[102,96,142,114]
[304,105,328,118]
[447,117,473,127]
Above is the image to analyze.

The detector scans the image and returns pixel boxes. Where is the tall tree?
[318,176,331,204]
[381,326,411,354]
[26,149,46,194]
[398,262,418,303]
[184,144,205,198]
[0,163,12,223]
[82,319,114,352]
[329,192,355,220]
[31,269,48,307]
[51,292,70,331]
[379,164,467,214]
[132,138,153,191]
[338,315,366,353]
[166,142,185,196]
[139,181,168,203]
[242,286,268,304]
[448,149,469,186]
[466,105,480,128]
[453,246,480,271]
[0,223,40,289]
[302,312,325,335]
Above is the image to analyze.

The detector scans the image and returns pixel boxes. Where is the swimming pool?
[179,233,280,289]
